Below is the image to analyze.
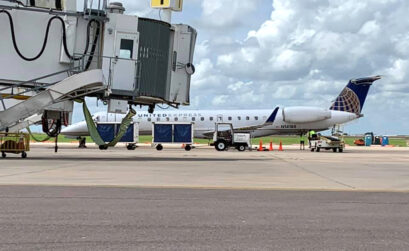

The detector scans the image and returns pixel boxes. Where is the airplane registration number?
[281,125,297,129]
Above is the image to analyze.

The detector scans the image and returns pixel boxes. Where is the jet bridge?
[0,0,197,138]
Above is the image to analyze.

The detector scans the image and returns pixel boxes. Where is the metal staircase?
[0,69,106,131]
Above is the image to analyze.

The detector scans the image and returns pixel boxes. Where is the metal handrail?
[0,67,80,101]
[71,53,141,92]
[83,0,107,19]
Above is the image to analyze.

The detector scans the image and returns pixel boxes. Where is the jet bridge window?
[119,39,134,59]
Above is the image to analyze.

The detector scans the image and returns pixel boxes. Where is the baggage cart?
[97,122,139,150]
[309,135,344,153]
[152,122,194,151]
[0,133,30,158]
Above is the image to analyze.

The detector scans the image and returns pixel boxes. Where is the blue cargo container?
[97,123,138,143]
[153,124,173,143]
[152,123,194,151]
[174,124,192,143]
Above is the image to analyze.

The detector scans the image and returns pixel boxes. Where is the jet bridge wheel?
[215,140,227,151]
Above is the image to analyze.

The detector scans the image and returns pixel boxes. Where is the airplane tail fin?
[329,76,381,115]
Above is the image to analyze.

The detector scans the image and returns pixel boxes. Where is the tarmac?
[0,186,408,250]
[1,144,409,250]
[0,144,408,191]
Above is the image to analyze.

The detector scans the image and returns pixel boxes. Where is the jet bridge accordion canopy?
[104,14,197,106]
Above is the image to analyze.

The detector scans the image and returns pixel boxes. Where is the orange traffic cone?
[269,141,273,151]
[182,144,185,149]
[258,139,263,151]
[279,140,283,151]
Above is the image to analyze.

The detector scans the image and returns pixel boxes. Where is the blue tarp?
[154,124,173,143]
[116,125,134,142]
[174,124,192,143]
[97,124,115,142]
[97,124,135,143]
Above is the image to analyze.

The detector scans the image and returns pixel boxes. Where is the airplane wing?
[202,107,279,137]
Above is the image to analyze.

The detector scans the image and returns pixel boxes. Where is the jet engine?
[282,107,331,124]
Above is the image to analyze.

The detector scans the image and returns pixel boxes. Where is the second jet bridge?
[75,4,197,107]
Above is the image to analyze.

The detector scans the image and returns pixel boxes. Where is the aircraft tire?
[185,145,192,151]
[21,152,27,158]
[339,148,343,153]
[316,147,321,152]
[1,152,6,158]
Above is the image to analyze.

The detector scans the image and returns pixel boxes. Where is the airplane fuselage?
[62,108,358,139]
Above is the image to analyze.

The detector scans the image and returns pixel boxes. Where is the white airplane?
[61,76,381,140]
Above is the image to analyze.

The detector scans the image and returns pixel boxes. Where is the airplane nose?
[61,121,88,136]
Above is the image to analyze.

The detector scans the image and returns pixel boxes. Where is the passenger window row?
[145,116,261,122]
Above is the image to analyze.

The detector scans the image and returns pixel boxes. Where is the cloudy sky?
[77,0,409,135]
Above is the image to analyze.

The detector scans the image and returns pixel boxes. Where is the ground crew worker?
[300,134,305,150]
[308,130,317,140]
[308,130,316,148]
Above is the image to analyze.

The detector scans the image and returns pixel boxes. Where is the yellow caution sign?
[151,0,183,11]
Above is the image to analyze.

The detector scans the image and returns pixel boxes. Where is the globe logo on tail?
[330,87,361,115]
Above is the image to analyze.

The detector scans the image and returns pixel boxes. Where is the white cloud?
[212,95,229,106]
[190,0,409,133]
[199,0,262,29]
